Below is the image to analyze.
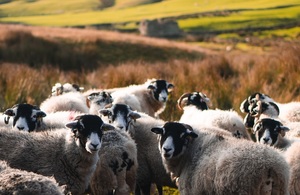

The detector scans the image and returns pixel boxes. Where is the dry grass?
[1,41,300,122]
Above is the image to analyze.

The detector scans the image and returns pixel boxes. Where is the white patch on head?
[159,90,168,102]
[112,112,127,131]
[161,136,175,159]
[13,117,29,132]
[86,132,101,153]
[259,129,273,145]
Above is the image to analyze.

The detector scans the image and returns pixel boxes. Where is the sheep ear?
[99,109,111,116]
[36,111,47,118]
[167,83,174,92]
[277,125,290,137]
[4,108,15,116]
[147,84,156,90]
[240,99,250,113]
[101,123,115,131]
[186,130,198,139]
[151,127,164,135]
[65,121,78,129]
[128,111,141,120]
[244,113,255,129]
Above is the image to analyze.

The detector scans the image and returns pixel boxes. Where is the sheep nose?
[91,143,99,149]
[117,125,124,130]
[263,138,269,142]
[163,147,172,153]
[17,126,24,130]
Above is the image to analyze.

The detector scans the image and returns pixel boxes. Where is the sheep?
[2,103,83,132]
[252,118,300,195]
[89,123,138,195]
[51,82,84,96]
[284,142,300,195]
[240,92,300,123]
[99,103,177,195]
[151,121,290,195]
[86,91,114,115]
[40,91,89,113]
[248,100,300,138]
[252,118,294,149]
[96,79,174,118]
[0,114,115,195]
[178,92,250,140]
[0,160,64,195]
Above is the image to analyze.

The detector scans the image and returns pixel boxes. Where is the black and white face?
[253,118,289,146]
[66,114,115,154]
[188,92,210,110]
[99,104,141,131]
[147,80,174,102]
[4,104,46,132]
[87,91,113,111]
[240,92,274,113]
[151,122,198,160]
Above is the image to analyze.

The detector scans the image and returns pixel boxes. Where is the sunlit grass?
[178,5,300,32]
[0,0,299,27]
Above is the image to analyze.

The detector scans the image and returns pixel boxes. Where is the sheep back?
[284,141,300,195]
[0,160,64,195]
[161,128,289,195]
[90,129,138,195]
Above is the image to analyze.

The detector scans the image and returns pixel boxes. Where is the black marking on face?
[187,92,209,110]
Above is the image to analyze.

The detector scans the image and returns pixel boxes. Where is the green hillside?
[0,0,299,34]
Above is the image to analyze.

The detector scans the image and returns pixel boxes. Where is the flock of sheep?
[0,78,299,195]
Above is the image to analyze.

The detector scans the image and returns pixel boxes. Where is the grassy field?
[0,0,299,34]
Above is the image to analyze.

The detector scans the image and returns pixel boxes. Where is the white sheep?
[284,142,300,195]
[151,121,290,195]
[89,126,138,195]
[248,100,300,138]
[51,82,84,96]
[178,92,250,140]
[3,103,83,132]
[240,92,300,123]
[97,79,174,118]
[99,103,177,195]
[0,114,115,195]
[252,118,300,195]
[0,160,64,195]
[40,91,89,113]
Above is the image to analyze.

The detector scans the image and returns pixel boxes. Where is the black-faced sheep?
[178,92,250,139]
[0,114,114,195]
[100,79,174,118]
[151,121,290,195]
[0,160,64,195]
[89,125,138,195]
[240,92,300,123]
[252,118,300,195]
[3,103,83,132]
[99,103,177,195]
[86,91,113,115]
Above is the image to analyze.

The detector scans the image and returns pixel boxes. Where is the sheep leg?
[115,168,130,195]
